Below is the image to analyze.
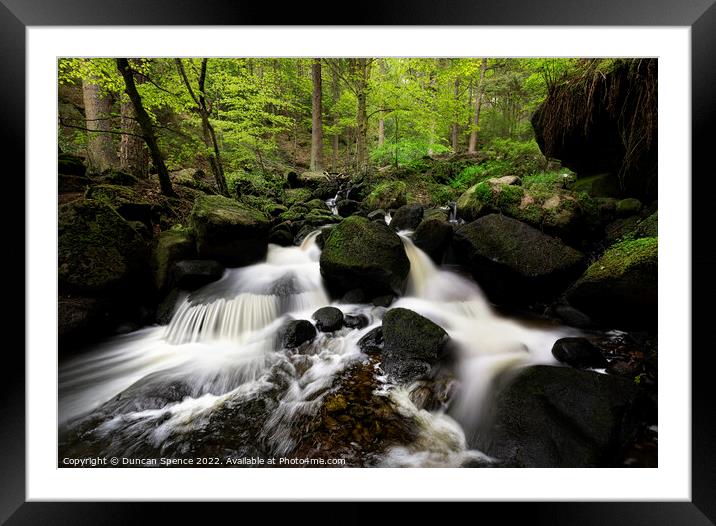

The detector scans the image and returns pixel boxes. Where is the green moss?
[583,237,657,281]
[85,184,147,206]
[191,194,268,225]
[496,184,524,207]
[282,188,313,206]
[363,181,407,210]
[58,200,148,293]
[152,227,195,290]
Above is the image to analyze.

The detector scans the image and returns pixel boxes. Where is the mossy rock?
[363,181,407,211]
[634,212,657,238]
[282,188,314,207]
[304,198,330,212]
[320,216,410,298]
[566,237,657,329]
[151,227,196,291]
[303,210,341,227]
[58,199,149,294]
[85,184,154,227]
[382,308,450,383]
[240,195,285,217]
[189,195,270,267]
[616,198,642,217]
[452,214,584,305]
[457,181,587,240]
[58,153,86,177]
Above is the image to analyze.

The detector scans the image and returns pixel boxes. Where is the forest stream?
[60,216,607,468]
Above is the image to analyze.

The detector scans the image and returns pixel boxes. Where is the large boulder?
[320,216,410,298]
[189,195,270,267]
[58,200,149,294]
[566,237,657,329]
[151,228,196,291]
[531,59,657,201]
[390,204,423,231]
[451,214,584,305]
[475,365,645,467]
[413,218,453,264]
[363,181,407,211]
[381,308,450,383]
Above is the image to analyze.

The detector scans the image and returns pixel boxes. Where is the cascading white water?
[59,227,575,466]
[326,193,339,215]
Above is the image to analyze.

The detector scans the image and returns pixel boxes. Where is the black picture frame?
[4,0,715,523]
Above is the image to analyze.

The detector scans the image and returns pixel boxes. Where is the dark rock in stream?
[319,216,410,299]
[336,199,360,217]
[565,237,657,330]
[358,327,383,355]
[476,365,647,467]
[390,204,424,231]
[170,260,224,291]
[451,214,584,306]
[381,308,451,383]
[344,314,369,329]
[371,295,395,308]
[413,218,453,264]
[551,337,608,369]
[268,223,294,246]
[312,306,345,332]
[189,194,270,267]
[279,319,317,348]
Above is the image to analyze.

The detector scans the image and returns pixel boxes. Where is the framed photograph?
[5,0,715,522]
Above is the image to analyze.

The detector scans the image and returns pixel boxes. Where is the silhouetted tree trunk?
[81,78,116,173]
[310,59,324,172]
[176,58,229,196]
[468,58,488,155]
[116,58,175,197]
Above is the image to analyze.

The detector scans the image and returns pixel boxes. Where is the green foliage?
[370,139,451,166]
[522,170,575,192]
[225,170,284,199]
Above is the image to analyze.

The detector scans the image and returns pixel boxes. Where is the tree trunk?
[116,58,175,197]
[119,97,148,177]
[378,118,385,147]
[310,58,324,172]
[175,58,229,196]
[451,77,460,152]
[468,58,488,155]
[81,78,116,173]
[202,116,229,196]
[331,62,341,171]
[353,58,370,170]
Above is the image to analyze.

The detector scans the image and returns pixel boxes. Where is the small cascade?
[448,201,458,223]
[326,193,339,215]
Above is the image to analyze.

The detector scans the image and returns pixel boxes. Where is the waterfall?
[326,193,339,215]
[398,232,571,442]
[60,227,574,466]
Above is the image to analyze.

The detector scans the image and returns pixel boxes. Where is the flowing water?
[59,229,575,467]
